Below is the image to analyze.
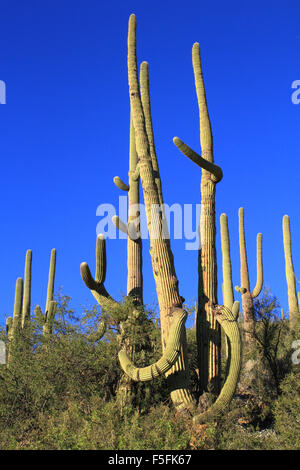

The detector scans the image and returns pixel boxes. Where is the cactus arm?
[113,176,129,192]
[132,163,140,181]
[81,235,118,317]
[220,214,234,309]
[192,42,213,162]
[22,249,32,329]
[45,249,56,314]
[43,301,57,336]
[251,233,263,298]
[140,61,164,207]
[6,317,13,341]
[87,318,107,343]
[34,305,44,323]
[194,304,242,424]
[127,113,143,304]
[80,262,111,300]
[12,278,23,336]
[238,208,251,294]
[95,234,106,285]
[128,14,193,409]
[112,215,128,236]
[232,301,240,321]
[118,308,187,381]
[173,137,223,183]
[282,215,299,327]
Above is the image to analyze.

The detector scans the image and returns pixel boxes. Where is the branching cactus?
[119,14,241,417]
[34,249,57,337]
[84,14,242,422]
[174,42,223,394]
[282,215,299,328]
[235,208,263,344]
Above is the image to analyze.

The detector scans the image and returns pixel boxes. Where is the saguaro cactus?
[174,42,223,394]
[86,14,242,422]
[127,14,194,410]
[235,208,263,344]
[282,215,299,328]
[6,250,32,364]
[34,249,57,337]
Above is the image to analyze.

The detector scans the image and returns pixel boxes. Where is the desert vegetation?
[0,14,299,450]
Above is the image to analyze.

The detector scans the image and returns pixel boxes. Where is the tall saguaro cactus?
[282,215,299,329]
[85,14,242,422]
[127,14,193,410]
[34,249,57,337]
[174,42,223,394]
[6,250,32,364]
[235,208,263,344]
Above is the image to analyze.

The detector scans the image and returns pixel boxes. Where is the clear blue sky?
[0,0,299,328]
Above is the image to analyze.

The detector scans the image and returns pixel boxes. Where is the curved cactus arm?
[194,304,242,424]
[113,176,129,192]
[112,215,128,236]
[81,235,119,317]
[118,308,187,382]
[87,318,107,343]
[173,137,223,183]
[80,262,112,302]
[251,233,263,298]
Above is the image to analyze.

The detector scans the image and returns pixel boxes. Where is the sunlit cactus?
[282,215,299,328]
[34,249,57,337]
[235,207,263,344]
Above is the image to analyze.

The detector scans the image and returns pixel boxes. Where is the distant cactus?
[282,215,299,328]
[6,250,32,364]
[235,208,263,344]
[34,249,57,337]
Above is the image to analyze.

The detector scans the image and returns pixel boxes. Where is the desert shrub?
[272,368,300,449]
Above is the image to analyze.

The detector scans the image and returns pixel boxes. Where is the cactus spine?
[235,208,263,344]
[282,215,299,328]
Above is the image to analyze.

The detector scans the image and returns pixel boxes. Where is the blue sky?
[0,0,299,328]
